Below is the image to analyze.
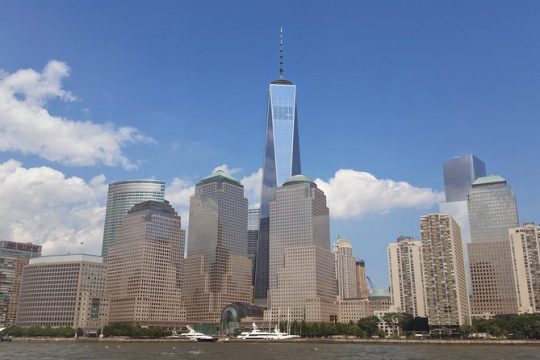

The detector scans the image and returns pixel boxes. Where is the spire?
[279,26,284,79]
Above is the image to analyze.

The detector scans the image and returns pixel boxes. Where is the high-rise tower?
[255,28,301,301]
[101,180,165,259]
[183,170,252,322]
[467,175,520,316]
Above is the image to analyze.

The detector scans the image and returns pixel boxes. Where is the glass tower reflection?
[255,77,301,299]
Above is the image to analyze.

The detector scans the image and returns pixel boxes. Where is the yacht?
[179,326,217,342]
[237,323,278,340]
[237,323,299,340]
[272,325,300,340]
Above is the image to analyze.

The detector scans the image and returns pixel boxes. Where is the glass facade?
[101,180,165,259]
[443,154,486,202]
[468,176,518,243]
[256,79,301,300]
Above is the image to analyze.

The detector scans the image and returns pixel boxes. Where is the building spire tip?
[279,27,284,79]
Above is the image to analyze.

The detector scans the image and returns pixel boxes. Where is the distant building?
[443,154,486,202]
[255,29,302,301]
[101,180,165,259]
[267,175,337,322]
[440,155,486,293]
[467,175,520,316]
[509,224,540,313]
[17,255,108,333]
[0,241,41,326]
[388,236,426,318]
[356,260,370,299]
[420,214,470,329]
[248,208,260,286]
[183,170,252,323]
[337,290,393,323]
[106,200,186,327]
[334,236,358,300]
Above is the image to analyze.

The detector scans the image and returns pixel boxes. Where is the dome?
[282,174,314,187]
[198,169,240,186]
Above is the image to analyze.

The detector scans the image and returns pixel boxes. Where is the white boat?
[237,323,277,340]
[179,326,216,342]
[237,323,299,340]
[272,325,300,340]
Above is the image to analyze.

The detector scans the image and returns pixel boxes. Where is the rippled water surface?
[0,342,538,360]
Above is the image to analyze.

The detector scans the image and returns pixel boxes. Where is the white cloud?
[0,159,107,256]
[212,164,241,175]
[0,60,152,169]
[240,168,262,209]
[166,177,195,225]
[315,169,444,219]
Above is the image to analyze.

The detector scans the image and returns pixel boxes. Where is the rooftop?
[29,254,103,265]
[472,175,506,186]
[198,169,241,186]
[282,174,315,187]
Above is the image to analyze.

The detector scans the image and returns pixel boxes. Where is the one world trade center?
[254,28,301,301]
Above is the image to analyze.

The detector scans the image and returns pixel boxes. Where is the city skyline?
[0,1,539,289]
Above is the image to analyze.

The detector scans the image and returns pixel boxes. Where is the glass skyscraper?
[443,154,486,202]
[254,31,301,300]
[101,180,165,259]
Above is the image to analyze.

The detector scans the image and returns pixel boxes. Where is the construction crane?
[366,275,376,294]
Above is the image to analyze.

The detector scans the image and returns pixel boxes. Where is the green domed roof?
[198,169,240,186]
[283,174,314,186]
[369,289,391,299]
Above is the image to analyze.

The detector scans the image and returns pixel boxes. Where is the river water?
[0,342,537,360]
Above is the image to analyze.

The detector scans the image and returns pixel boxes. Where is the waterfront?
[0,342,538,360]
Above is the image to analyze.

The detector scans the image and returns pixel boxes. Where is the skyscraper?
[439,154,486,293]
[183,170,252,323]
[0,241,41,326]
[255,28,301,300]
[267,175,337,322]
[388,236,427,318]
[101,180,165,259]
[420,214,470,330]
[333,236,358,300]
[443,155,486,202]
[509,224,540,314]
[106,200,186,327]
[467,175,520,316]
[355,260,370,300]
[248,208,260,285]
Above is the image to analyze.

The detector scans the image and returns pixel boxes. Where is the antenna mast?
[279,27,284,79]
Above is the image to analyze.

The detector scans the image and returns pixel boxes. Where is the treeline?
[469,314,540,339]
[2,326,82,337]
[102,323,171,338]
[282,314,428,338]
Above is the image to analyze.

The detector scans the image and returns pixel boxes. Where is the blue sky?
[0,0,539,288]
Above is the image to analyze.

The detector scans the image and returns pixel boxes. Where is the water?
[0,342,538,360]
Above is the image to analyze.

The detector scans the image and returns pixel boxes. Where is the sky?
[0,0,539,289]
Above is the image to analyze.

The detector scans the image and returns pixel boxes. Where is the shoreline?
[6,337,540,346]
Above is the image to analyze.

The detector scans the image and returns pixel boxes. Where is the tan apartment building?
[509,224,540,313]
[388,236,427,318]
[420,214,470,329]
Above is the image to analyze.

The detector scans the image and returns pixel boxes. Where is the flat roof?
[29,254,103,265]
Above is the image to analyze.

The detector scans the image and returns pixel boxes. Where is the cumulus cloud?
[315,169,444,219]
[212,164,241,175]
[241,168,262,208]
[0,60,151,169]
[0,159,107,256]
